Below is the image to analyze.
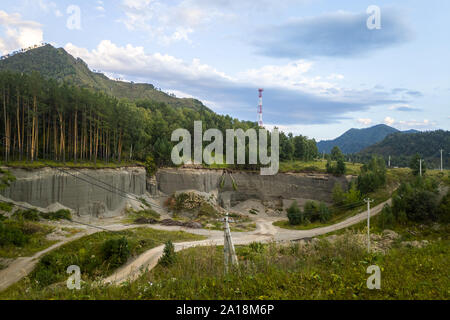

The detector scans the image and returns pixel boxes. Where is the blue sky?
[0,0,449,141]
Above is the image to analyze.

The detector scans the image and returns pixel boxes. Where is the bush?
[326,158,346,175]
[344,182,361,205]
[392,178,439,222]
[101,237,131,268]
[357,156,386,195]
[0,202,13,212]
[303,201,320,222]
[145,156,157,177]
[332,183,345,205]
[0,221,29,247]
[377,204,395,229]
[286,201,304,225]
[436,191,450,223]
[158,240,177,267]
[318,202,332,223]
[303,201,332,223]
[40,209,71,221]
[12,209,40,221]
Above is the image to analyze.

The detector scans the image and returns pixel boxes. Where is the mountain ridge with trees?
[0,44,209,112]
[317,124,418,154]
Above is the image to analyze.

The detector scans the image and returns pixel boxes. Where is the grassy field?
[205,159,363,175]
[0,227,205,299]
[279,160,362,175]
[0,160,144,170]
[3,224,447,300]
[0,220,57,258]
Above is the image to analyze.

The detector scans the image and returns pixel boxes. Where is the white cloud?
[0,11,43,55]
[65,40,347,96]
[397,119,437,128]
[118,0,296,44]
[65,40,234,84]
[119,0,219,44]
[64,40,408,125]
[37,0,61,17]
[384,116,395,126]
[357,118,372,126]
[388,104,421,112]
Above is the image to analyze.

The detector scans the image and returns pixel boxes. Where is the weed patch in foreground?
[3,232,448,300]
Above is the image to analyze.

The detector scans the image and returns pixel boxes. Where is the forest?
[0,71,318,167]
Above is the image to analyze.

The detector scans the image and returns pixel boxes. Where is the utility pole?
[223,212,238,273]
[440,149,443,171]
[388,155,391,167]
[419,159,423,177]
[364,198,374,252]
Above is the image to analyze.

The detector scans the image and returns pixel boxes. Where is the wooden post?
[224,212,238,273]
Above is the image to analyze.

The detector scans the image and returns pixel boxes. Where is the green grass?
[4,227,448,300]
[0,220,56,258]
[0,202,14,213]
[121,208,161,224]
[0,159,144,170]
[204,160,362,175]
[279,160,362,175]
[0,227,205,298]
[321,209,450,242]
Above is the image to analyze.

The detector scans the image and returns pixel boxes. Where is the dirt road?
[0,198,390,290]
[103,198,390,284]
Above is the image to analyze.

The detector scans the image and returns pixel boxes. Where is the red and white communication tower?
[257,88,264,127]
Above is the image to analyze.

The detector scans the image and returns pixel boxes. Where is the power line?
[0,199,113,232]
[0,139,165,212]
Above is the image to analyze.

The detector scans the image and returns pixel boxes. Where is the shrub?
[0,221,29,247]
[303,201,320,222]
[344,182,361,205]
[377,204,395,229]
[302,201,332,223]
[336,158,346,174]
[0,168,15,190]
[392,179,439,222]
[436,191,450,223]
[40,209,71,221]
[145,156,157,177]
[249,241,265,253]
[332,183,345,205]
[326,158,346,175]
[13,209,40,221]
[101,237,131,268]
[318,202,332,223]
[158,240,177,267]
[357,156,387,195]
[0,201,13,212]
[198,203,219,217]
[131,209,160,220]
[287,201,305,225]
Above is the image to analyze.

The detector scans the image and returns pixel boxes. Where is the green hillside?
[0,44,208,111]
[317,124,402,154]
[358,130,450,168]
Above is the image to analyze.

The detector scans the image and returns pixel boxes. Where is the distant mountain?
[317,124,402,154]
[359,130,449,157]
[358,130,450,168]
[0,44,209,111]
